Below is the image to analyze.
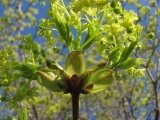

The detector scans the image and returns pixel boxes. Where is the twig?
[71,92,80,120]
[32,104,39,120]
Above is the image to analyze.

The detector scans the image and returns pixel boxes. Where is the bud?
[148,32,155,39]
[113,7,122,14]
[128,67,135,75]
[38,23,44,29]
[70,74,79,86]
[111,0,117,8]
[40,2,46,6]
[136,45,142,50]
[37,69,65,92]
[135,69,145,78]
[126,25,134,34]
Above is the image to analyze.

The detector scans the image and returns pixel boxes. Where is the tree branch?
[32,104,39,120]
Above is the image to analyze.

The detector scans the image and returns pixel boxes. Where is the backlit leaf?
[37,69,65,92]
[117,58,144,69]
[64,51,85,76]
[85,61,106,74]
[83,69,114,93]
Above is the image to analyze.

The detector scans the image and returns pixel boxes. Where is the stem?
[153,83,159,120]
[71,91,80,120]
[32,104,38,120]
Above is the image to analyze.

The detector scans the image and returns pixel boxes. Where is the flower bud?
[126,25,134,34]
[148,32,155,39]
[113,7,122,14]
[111,0,117,8]
[40,2,46,6]
[37,69,64,92]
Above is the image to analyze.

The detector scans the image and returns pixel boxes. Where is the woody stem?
[71,91,80,120]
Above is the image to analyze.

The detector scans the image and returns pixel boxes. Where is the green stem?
[71,92,80,120]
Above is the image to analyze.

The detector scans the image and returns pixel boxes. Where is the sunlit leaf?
[64,51,85,76]
[117,58,144,69]
[120,40,138,62]
[108,45,124,68]
[83,69,114,93]
[46,60,65,78]
[51,3,73,50]
[85,62,106,74]
[37,69,65,92]
[82,24,96,50]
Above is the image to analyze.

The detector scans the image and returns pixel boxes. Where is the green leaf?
[46,60,66,79]
[46,60,63,71]
[83,69,114,93]
[108,41,138,69]
[51,3,73,50]
[108,45,124,64]
[120,40,138,62]
[18,108,27,120]
[117,58,144,69]
[64,51,85,76]
[37,68,65,92]
[85,62,106,74]
[82,24,96,50]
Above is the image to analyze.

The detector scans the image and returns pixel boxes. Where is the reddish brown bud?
[71,74,79,85]
[86,84,93,90]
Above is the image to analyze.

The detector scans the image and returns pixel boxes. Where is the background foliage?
[0,0,159,120]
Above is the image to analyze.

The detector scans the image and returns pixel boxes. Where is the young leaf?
[117,58,144,69]
[85,62,107,74]
[46,60,67,83]
[46,60,63,71]
[83,69,114,93]
[108,45,124,67]
[37,69,65,92]
[64,51,85,76]
[120,40,138,62]
[82,24,96,50]
[51,3,73,50]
